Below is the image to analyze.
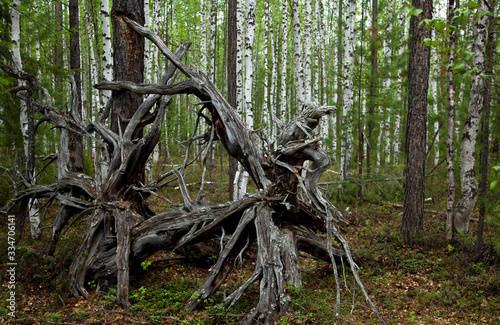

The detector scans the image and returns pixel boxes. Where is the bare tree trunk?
[476,0,495,248]
[280,0,289,124]
[303,0,312,101]
[454,0,488,233]
[367,0,377,173]
[292,0,304,103]
[340,0,356,184]
[401,0,432,244]
[357,0,366,200]
[11,0,40,240]
[99,0,113,185]
[228,0,238,201]
[445,0,459,240]
[69,0,84,172]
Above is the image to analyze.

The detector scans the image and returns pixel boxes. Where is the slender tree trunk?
[454,0,488,233]
[228,0,238,200]
[235,0,256,199]
[394,10,406,166]
[292,0,304,103]
[340,0,356,183]
[401,0,432,244]
[262,1,269,129]
[200,0,207,70]
[54,1,63,104]
[476,0,495,248]
[335,0,343,161]
[232,0,246,200]
[69,0,84,172]
[280,0,289,123]
[99,0,113,185]
[445,0,459,240]
[367,0,377,173]
[11,0,40,240]
[357,0,366,200]
[303,0,312,101]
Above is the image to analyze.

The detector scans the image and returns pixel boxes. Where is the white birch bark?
[233,0,246,200]
[12,0,40,239]
[144,0,152,83]
[244,0,255,128]
[383,0,393,166]
[236,0,244,112]
[330,0,338,154]
[317,0,329,145]
[454,0,488,233]
[340,0,356,182]
[200,0,207,70]
[84,0,99,115]
[432,47,440,166]
[292,0,304,103]
[151,0,160,83]
[98,0,112,185]
[262,1,269,131]
[280,0,289,123]
[209,0,218,81]
[101,0,112,105]
[34,1,41,83]
[303,0,312,101]
[270,24,279,147]
[394,6,407,165]
[446,0,457,239]
[235,0,256,200]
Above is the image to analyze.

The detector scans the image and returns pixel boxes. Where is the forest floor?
[1,165,500,324]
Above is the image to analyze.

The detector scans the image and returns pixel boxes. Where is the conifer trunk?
[401,0,432,244]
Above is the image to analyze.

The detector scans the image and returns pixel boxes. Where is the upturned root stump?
[1,15,387,325]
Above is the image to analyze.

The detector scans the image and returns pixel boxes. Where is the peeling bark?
[454,0,488,233]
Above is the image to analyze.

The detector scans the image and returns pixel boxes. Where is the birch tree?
[454,0,489,233]
[292,0,304,103]
[280,0,289,123]
[367,0,378,172]
[234,0,256,199]
[101,0,112,106]
[11,0,40,240]
[228,0,238,200]
[445,0,458,239]
[303,0,312,101]
[340,0,357,182]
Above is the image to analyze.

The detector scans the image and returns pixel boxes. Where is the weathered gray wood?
[1,20,388,324]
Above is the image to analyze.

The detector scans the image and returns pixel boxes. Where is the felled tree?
[1,12,386,325]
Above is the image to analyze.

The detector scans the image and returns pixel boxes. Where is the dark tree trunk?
[68,0,84,172]
[401,0,432,244]
[110,0,145,141]
[108,0,145,201]
[227,0,238,201]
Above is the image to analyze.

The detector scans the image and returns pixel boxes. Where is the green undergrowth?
[2,164,500,324]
